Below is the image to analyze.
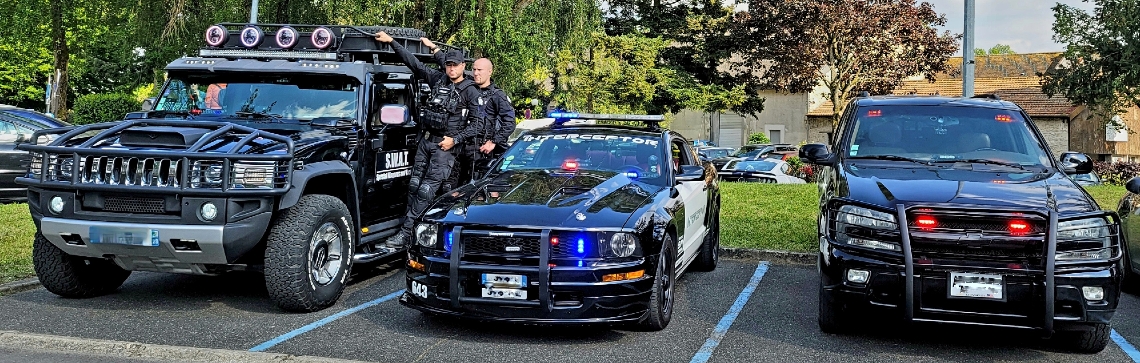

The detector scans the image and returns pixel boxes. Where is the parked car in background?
[0,105,69,203]
[719,159,805,184]
[1069,172,1102,186]
[697,146,734,162]
[693,139,717,147]
[709,143,796,170]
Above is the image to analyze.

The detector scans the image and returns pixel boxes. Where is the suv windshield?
[498,133,667,184]
[155,74,359,122]
[701,148,732,159]
[845,105,1052,167]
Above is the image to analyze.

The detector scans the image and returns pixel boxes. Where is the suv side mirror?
[1059,152,1093,174]
[675,165,705,182]
[1127,177,1140,195]
[377,105,409,126]
[799,144,835,165]
[15,133,27,144]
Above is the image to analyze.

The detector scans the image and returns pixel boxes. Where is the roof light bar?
[198,49,338,60]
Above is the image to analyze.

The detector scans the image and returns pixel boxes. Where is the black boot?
[384,230,409,249]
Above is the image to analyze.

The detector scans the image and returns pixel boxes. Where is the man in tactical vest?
[374,32,485,249]
[440,57,517,192]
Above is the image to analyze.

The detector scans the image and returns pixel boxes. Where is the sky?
[922,0,1096,55]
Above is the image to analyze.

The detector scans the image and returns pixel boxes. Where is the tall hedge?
[70,93,140,125]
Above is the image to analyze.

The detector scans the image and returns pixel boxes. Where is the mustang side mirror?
[1059,152,1093,174]
[799,143,835,165]
[675,165,705,182]
[1128,177,1140,195]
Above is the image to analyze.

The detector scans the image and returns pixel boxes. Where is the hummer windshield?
[845,105,1053,168]
[154,74,359,122]
[498,132,667,185]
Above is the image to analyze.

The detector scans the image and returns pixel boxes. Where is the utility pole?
[962,0,976,97]
[250,0,259,23]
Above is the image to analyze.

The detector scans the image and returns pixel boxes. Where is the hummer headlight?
[608,233,638,258]
[232,161,275,188]
[838,205,898,229]
[415,223,439,247]
[191,161,224,188]
[28,153,43,179]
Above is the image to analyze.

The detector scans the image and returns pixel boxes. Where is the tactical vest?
[419,79,466,133]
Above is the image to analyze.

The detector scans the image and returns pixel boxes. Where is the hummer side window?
[370,87,407,130]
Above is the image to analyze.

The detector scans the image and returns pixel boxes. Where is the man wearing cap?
[374,32,485,249]
[439,57,516,193]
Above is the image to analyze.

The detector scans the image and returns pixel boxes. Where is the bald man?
[441,57,516,192]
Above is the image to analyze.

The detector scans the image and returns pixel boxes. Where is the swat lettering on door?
[376,150,412,181]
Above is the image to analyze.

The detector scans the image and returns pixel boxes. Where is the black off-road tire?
[264,194,354,313]
[33,232,131,298]
[640,234,677,331]
[693,199,721,272]
[1057,323,1111,354]
[818,277,851,334]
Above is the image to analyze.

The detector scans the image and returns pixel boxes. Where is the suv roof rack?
[971,93,1002,101]
[549,111,666,131]
[198,23,458,64]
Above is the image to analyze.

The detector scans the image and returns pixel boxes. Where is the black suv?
[17,23,444,312]
[800,96,1121,353]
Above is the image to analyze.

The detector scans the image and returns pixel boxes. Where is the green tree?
[736,0,959,128]
[1041,0,1140,118]
[748,132,770,145]
[974,44,1016,57]
[548,32,677,114]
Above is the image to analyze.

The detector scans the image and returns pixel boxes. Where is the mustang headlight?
[608,233,639,258]
[232,161,275,188]
[837,205,898,229]
[415,223,439,248]
[1056,217,1112,261]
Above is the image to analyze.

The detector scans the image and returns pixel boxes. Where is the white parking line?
[249,289,404,352]
[690,261,770,363]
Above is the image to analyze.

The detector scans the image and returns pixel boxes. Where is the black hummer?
[800,95,1122,353]
[17,23,447,312]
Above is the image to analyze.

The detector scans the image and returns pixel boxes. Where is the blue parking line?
[250,289,404,352]
[690,261,770,363]
[1113,329,1140,362]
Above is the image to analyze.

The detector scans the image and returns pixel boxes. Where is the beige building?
[671,90,828,148]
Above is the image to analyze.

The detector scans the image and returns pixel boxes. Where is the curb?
[0,331,369,363]
[720,247,814,265]
[0,277,40,295]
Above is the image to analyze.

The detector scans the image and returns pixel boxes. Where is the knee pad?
[416,184,435,200]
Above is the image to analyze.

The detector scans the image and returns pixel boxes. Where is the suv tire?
[694,198,720,272]
[265,194,354,312]
[640,234,676,331]
[33,232,131,298]
[1057,323,1111,353]
[818,277,850,334]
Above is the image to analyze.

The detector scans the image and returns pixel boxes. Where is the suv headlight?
[415,223,439,247]
[28,153,43,180]
[1056,217,1112,261]
[838,205,898,229]
[232,161,275,189]
[607,233,639,258]
[190,160,224,188]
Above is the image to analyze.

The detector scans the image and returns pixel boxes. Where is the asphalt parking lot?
[1,259,1138,362]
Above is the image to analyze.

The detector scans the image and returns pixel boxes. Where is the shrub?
[748,132,770,144]
[785,156,817,183]
[70,93,140,125]
[1093,160,1140,186]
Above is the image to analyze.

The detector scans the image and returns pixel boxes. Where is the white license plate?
[481,273,527,288]
[481,287,527,300]
[949,272,1003,299]
[89,227,159,247]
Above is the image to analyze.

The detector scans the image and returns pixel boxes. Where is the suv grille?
[103,196,166,214]
[69,156,182,187]
[907,209,1047,264]
[462,234,577,257]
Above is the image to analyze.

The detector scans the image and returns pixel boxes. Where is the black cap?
[442,50,465,65]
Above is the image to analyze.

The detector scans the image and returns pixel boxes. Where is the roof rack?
[971,93,1002,101]
[549,111,666,131]
[198,23,461,64]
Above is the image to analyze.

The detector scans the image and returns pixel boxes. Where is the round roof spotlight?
[275,26,299,49]
[311,27,335,49]
[204,25,228,47]
[239,26,264,48]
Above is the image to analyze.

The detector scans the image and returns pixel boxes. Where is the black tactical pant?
[400,134,457,235]
[440,144,478,195]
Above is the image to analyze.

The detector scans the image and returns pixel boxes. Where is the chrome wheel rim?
[309,222,344,286]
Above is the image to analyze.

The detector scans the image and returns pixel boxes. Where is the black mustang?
[399,114,721,330]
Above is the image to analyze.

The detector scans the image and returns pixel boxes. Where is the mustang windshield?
[154,74,359,121]
[499,133,667,184]
[846,105,1052,167]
